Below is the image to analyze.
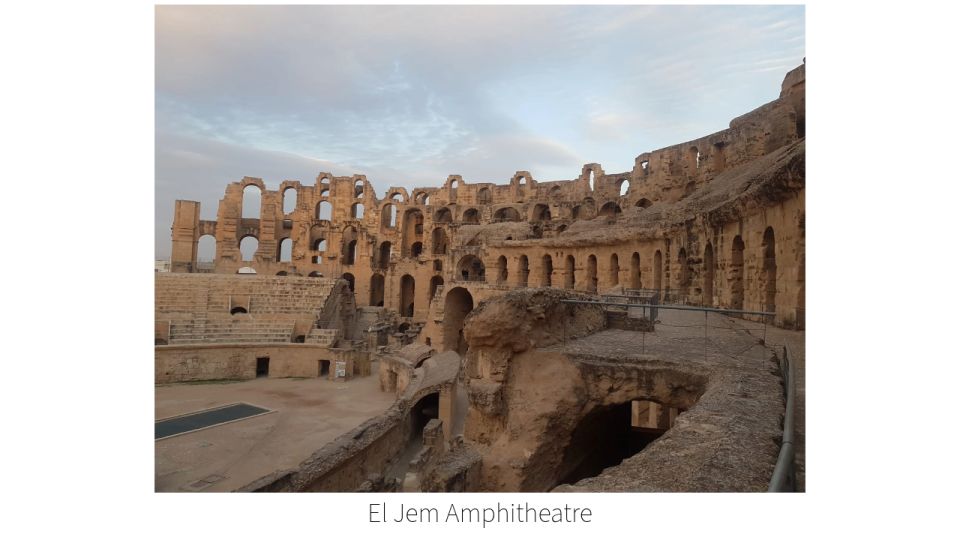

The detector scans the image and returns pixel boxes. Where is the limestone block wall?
[169,62,805,329]
[155,343,337,384]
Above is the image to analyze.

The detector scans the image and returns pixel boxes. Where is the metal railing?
[768,343,797,492]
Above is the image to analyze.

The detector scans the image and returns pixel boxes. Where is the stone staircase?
[168,316,295,344]
[306,328,341,347]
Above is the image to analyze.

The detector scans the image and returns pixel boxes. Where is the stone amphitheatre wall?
[170,62,805,329]
[154,273,365,382]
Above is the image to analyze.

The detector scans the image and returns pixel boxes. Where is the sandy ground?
[155,364,395,492]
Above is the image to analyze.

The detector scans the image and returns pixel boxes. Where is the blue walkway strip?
[155,403,271,440]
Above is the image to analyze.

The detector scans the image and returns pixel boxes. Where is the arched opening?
[342,273,355,292]
[429,275,444,301]
[549,185,562,198]
[534,255,551,288]
[587,255,598,293]
[378,241,392,270]
[462,208,480,224]
[762,227,777,314]
[276,271,288,276]
[555,399,680,487]
[635,198,652,209]
[703,242,715,307]
[435,207,452,223]
[494,207,520,222]
[588,169,595,191]
[712,142,726,172]
[410,392,439,442]
[496,255,508,284]
[630,252,641,289]
[654,250,663,292]
[282,187,297,214]
[531,203,551,222]
[230,306,247,315]
[564,255,576,289]
[431,227,448,255]
[380,203,397,229]
[354,179,364,198]
[519,255,529,287]
[351,202,364,219]
[319,187,330,198]
[391,192,404,203]
[402,209,424,257]
[517,175,527,196]
[730,236,745,311]
[609,254,620,287]
[456,255,485,282]
[308,271,322,277]
[197,234,216,264]
[433,259,443,272]
[400,274,415,317]
[443,287,474,356]
[599,202,622,218]
[411,241,423,257]
[316,201,332,221]
[239,235,259,262]
[242,184,261,219]
[342,226,358,265]
[312,238,327,264]
[477,188,492,205]
[277,238,292,262]
[677,248,690,293]
[618,179,630,196]
[688,146,700,170]
[370,274,385,306]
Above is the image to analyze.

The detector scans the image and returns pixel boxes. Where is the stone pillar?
[170,200,200,273]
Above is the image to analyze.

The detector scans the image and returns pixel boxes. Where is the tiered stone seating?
[306,328,341,347]
[156,274,342,345]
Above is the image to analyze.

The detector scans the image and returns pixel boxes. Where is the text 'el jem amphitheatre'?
[155,61,805,493]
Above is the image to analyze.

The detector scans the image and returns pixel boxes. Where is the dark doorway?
[410,392,440,441]
[318,360,330,377]
[255,357,270,378]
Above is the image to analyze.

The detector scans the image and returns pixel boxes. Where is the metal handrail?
[768,343,796,492]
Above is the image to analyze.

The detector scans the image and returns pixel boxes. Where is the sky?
[155,4,805,259]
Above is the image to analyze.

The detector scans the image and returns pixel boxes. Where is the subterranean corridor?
[554,400,680,488]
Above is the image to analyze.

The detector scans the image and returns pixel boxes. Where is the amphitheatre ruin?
[155,62,805,493]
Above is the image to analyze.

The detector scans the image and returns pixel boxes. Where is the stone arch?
[630,252,641,289]
[443,287,474,356]
[435,207,452,223]
[380,203,397,229]
[677,247,690,293]
[703,242,715,307]
[564,255,576,289]
[494,207,520,222]
[654,250,663,292]
[531,203,551,222]
[599,202,622,217]
[762,227,777,313]
[282,187,297,214]
[519,255,530,286]
[618,179,630,196]
[402,208,424,257]
[342,272,355,292]
[400,274,415,317]
[431,227,448,255]
[477,187,492,205]
[370,274,385,306]
[351,202,364,219]
[353,179,365,198]
[377,241,392,270]
[316,201,332,221]
[730,236,745,311]
[429,275,444,301]
[342,226,358,265]
[635,198,652,209]
[587,254,598,293]
[462,208,480,224]
[456,254,485,282]
[197,234,216,263]
[542,254,554,287]
[239,235,259,262]
[277,237,292,262]
[496,255,508,284]
[688,146,700,170]
[609,253,620,287]
[242,184,261,219]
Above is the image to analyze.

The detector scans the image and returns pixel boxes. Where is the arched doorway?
[542,254,553,287]
[519,255,529,287]
[730,236,745,311]
[443,287,474,356]
[703,243,715,307]
[609,254,620,287]
[456,255,485,282]
[400,274,415,317]
[654,250,663,292]
[564,255,576,289]
[630,252,641,289]
[370,274,385,307]
[496,256,508,284]
[586,255,598,293]
[762,227,777,314]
